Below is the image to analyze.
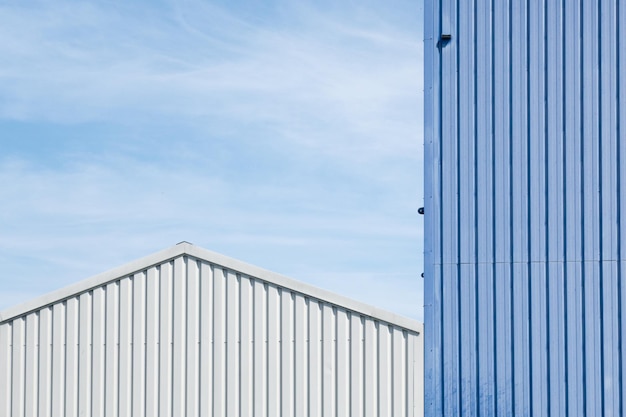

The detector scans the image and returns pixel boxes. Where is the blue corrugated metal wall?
[424,0,626,415]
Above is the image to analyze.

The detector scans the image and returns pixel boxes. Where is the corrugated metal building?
[424,0,626,416]
[0,243,423,417]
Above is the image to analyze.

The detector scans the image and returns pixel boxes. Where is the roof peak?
[0,243,422,333]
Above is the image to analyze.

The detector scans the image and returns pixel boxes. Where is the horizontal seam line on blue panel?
[433,260,625,265]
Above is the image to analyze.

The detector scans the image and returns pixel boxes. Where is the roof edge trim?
[0,243,423,334]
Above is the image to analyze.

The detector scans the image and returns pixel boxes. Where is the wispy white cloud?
[0,0,422,134]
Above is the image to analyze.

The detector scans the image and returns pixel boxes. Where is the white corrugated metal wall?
[0,246,423,417]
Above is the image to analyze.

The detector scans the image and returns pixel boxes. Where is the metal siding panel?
[392,328,406,417]
[253,280,267,417]
[51,303,66,417]
[494,263,512,416]
[440,0,459,266]
[565,0,584,264]
[172,258,186,417]
[199,261,214,417]
[565,263,584,417]
[621,260,626,416]
[104,283,118,417]
[457,0,475,265]
[226,270,240,417]
[91,288,105,417]
[546,0,564,264]
[322,304,335,417]
[424,262,442,417]
[158,262,173,417]
[349,314,363,417]
[530,262,549,415]
[38,308,53,417]
[621,0,626,285]
[132,272,146,417]
[529,0,547,264]
[511,0,529,264]
[65,297,79,417]
[280,289,293,416]
[413,332,424,417]
[475,0,493,265]
[78,292,92,417]
[294,294,308,417]
[407,331,415,417]
[145,267,159,417]
[240,275,253,417]
[335,309,349,417]
[0,323,12,417]
[459,264,476,417]
[118,279,132,417]
[24,313,39,417]
[548,262,566,416]
[601,0,619,262]
[584,261,602,416]
[476,263,494,416]
[378,323,392,416]
[308,299,322,417]
[512,263,531,416]
[603,261,621,415]
[493,0,511,265]
[12,318,25,417]
[63,297,79,417]
[267,284,280,417]
[442,263,459,415]
[186,260,200,417]
[363,318,377,417]
[213,266,226,416]
[423,0,441,270]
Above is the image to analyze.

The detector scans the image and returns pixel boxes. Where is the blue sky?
[0,0,423,320]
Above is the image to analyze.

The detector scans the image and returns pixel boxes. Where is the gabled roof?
[0,243,422,333]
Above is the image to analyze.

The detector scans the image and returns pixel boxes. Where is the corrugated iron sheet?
[0,251,422,417]
[425,0,625,416]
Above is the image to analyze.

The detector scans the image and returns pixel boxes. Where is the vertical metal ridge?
[561,0,571,414]
[51,302,65,416]
[131,271,146,417]
[11,317,24,417]
[525,0,534,411]
[94,286,104,417]
[78,292,92,417]
[507,0,516,411]
[172,257,186,417]
[145,266,159,417]
[24,311,38,417]
[2,322,13,417]
[267,283,279,416]
[280,289,293,416]
[240,275,253,417]
[157,262,172,417]
[596,0,607,412]
[454,0,462,413]
[118,277,132,417]
[68,297,79,417]
[199,261,213,417]
[471,0,481,413]
[213,266,226,416]
[615,1,626,415]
